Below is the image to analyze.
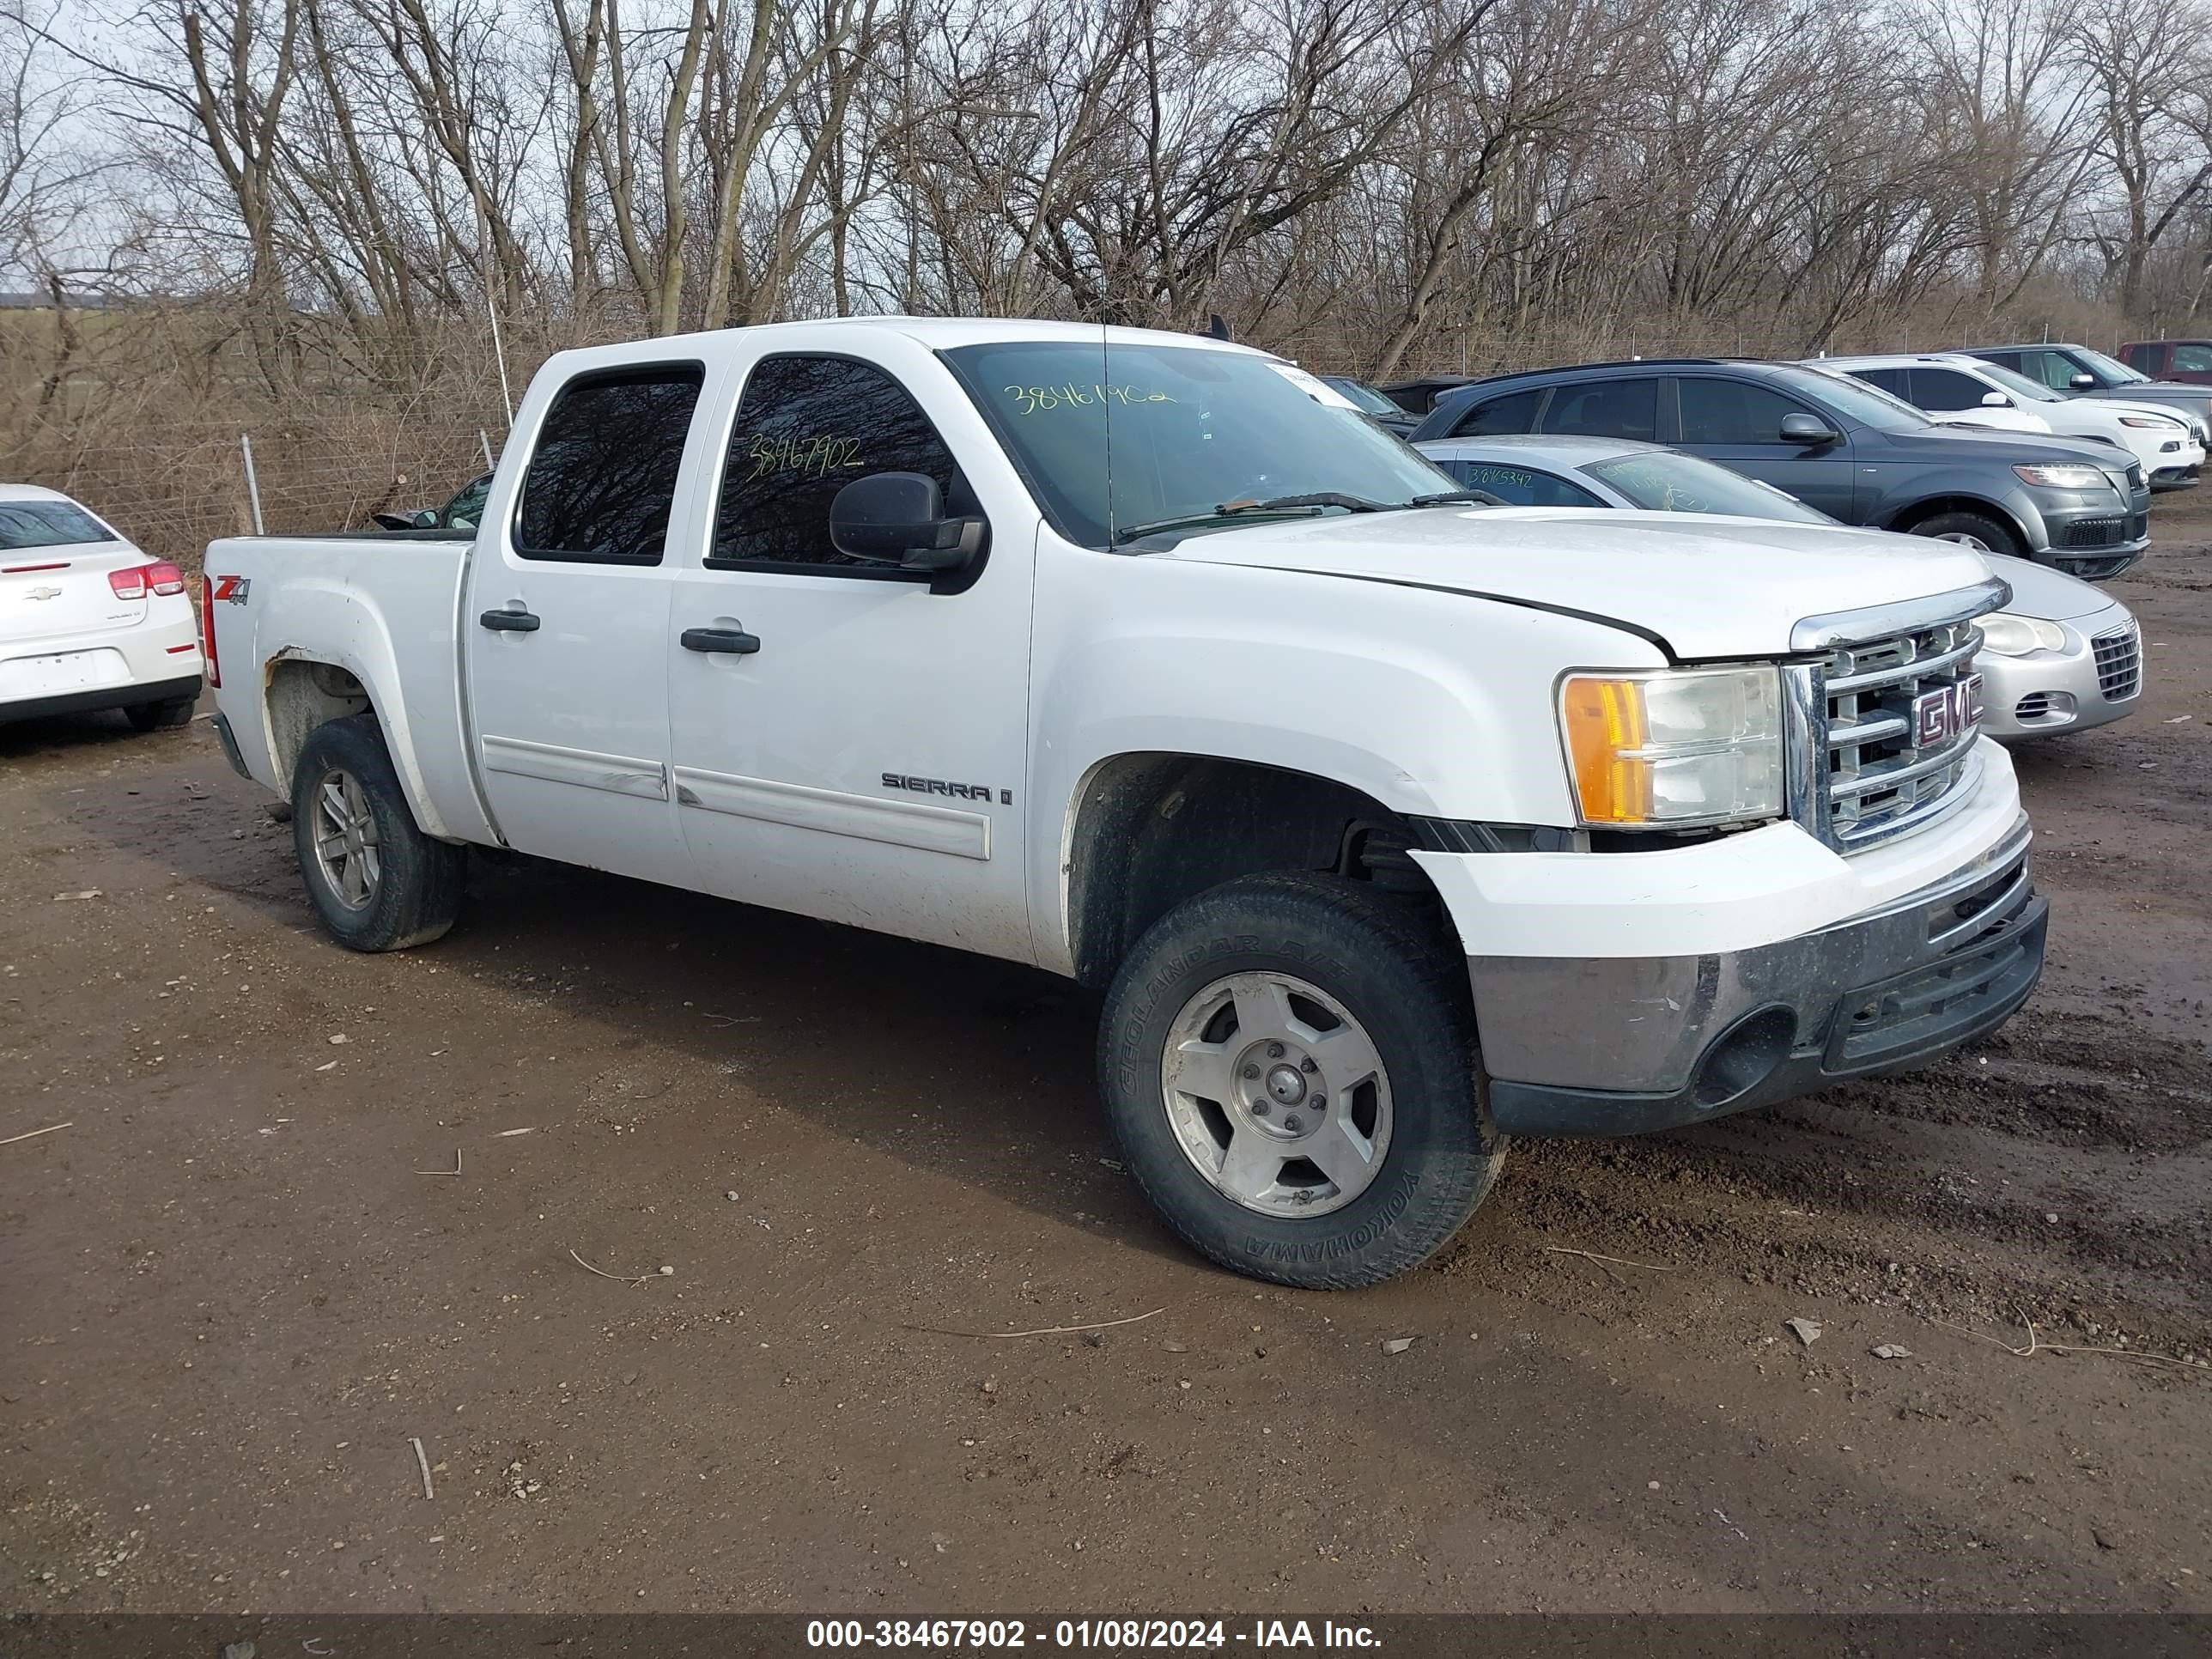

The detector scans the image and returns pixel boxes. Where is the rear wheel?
[290,714,465,951]
[1097,872,1506,1289]
[1908,509,2022,557]
[124,696,196,732]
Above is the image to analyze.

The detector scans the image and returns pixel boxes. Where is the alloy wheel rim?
[1158,971,1393,1218]
[311,767,382,911]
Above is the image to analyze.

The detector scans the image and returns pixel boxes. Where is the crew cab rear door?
[663,334,1036,963]
[462,360,707,886]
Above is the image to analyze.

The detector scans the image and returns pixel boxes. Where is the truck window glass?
[515,366,703,563]
[940,341,1453,549]
[712,355,963,569]
[1908,368,1989,411]
[1676,378,1808,444]
[1453,389,1540,436]
[2172,345,2212,373]
[2020,350,2077,390]
[1449,461,1601,507]
[1539,379,1656,441]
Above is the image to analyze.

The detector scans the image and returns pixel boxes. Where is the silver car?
[1416,434,2143,738]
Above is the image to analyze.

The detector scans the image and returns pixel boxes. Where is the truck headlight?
[1559,666,1784,828]
[2012,463,2112,489]
[1975,613,2065,656]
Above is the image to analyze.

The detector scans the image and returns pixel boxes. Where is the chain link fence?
[10,412,506,573]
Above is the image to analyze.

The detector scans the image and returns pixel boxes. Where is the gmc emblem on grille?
[1913,673,1984,746]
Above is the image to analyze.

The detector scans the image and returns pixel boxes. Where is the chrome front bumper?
[1474,817,2045,1137]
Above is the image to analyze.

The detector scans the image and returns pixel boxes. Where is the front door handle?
[681,626,761,655]
[479,608,540,633]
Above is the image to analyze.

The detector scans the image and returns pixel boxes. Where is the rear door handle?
[479,608,540,632]
[681,626,761,655]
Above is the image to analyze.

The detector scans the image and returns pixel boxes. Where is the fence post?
[239,434,265,536]
[480,428,495,473]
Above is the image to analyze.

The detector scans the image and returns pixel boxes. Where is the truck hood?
[1156,507,1998,659]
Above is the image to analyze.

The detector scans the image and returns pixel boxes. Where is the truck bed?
[205,532,496,846]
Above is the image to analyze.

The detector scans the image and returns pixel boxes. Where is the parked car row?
[1379,356,2158,579]
[1813,352,2204,490]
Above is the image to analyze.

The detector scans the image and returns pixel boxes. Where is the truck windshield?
[2075,346,2147,384]
[941,342,1455,549]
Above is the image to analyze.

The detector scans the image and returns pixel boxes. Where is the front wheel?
[290,714,465,951]
[1908,509,2023,557]
[1097,872,1506,1288]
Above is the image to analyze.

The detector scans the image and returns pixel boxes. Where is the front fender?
[1023,559,1668,974]
[1871,475,2045,548]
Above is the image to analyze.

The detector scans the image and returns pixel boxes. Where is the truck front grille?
[1810,617,1984,852]
[2093,622,2141,701]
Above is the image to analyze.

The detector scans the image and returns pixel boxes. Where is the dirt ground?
[3,502,2209,1619]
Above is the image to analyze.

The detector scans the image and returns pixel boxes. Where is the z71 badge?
[883,773,1010,805]
[211,575,252,604]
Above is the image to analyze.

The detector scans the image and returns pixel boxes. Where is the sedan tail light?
[108,561,188,599]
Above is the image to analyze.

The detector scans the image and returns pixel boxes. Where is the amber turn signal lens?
[1560,675,1653,823]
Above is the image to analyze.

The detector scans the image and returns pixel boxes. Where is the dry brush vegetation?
[2,0,2209,559]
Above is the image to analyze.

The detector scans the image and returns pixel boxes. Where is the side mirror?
[830,471,987,581]
[2069,373,2097,390]
[1980,391,2010,407]
[414,508,441,529]
[1779,412,1842,446]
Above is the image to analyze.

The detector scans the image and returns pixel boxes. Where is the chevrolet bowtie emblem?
[24,586,63,601]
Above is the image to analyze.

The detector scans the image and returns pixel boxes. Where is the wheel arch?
[1059,751,1449,989]
[1885,494,2032,552]
[262,652,451,838]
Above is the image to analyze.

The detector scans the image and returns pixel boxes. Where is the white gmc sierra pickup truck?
[204,318,2046,1287]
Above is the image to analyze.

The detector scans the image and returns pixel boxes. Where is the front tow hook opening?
[1692,1005,1799,1109]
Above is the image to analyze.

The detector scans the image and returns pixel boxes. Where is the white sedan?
[1,483,204,730]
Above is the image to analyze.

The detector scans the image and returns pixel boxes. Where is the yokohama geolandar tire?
[290,714,465,952]
[1098,872,1507,1289]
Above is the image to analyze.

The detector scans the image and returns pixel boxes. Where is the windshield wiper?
[1406,489,1508,507]
[1239,491,1391,514]
[1112,492,1387,544]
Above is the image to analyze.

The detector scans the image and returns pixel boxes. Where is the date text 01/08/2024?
[805,1620,1382,1650]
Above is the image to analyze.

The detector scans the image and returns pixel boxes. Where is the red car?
[2121,340,2212,384]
